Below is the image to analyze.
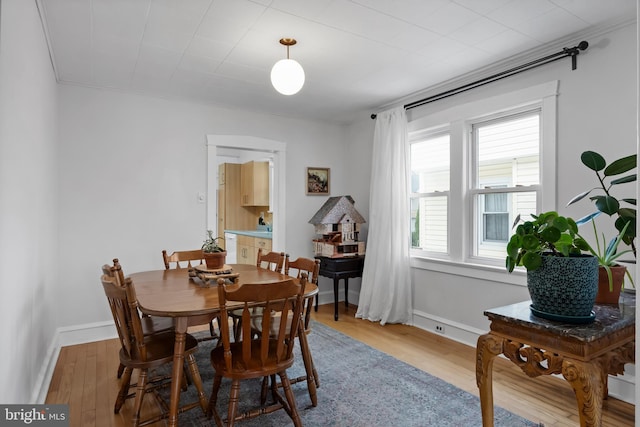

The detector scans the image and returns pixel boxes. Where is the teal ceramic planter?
[526,254,598,322]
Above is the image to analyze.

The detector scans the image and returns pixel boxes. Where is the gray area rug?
[162,321,539,426]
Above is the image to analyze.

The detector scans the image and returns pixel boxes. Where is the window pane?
[411,196,447,253]
[475,113,539,189]
[483,193,508,241]
[484,213,508,241]
[475,191,537,259]
[411,134,450,193]
[485,193,507,213]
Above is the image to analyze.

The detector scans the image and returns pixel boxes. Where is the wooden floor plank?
[45,303,634,426]
[94,339,110,427]
[82,342,97,423]
[54,347,77,404]
[68,344,87,425]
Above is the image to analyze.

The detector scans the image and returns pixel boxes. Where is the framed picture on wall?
[306,167,330,195]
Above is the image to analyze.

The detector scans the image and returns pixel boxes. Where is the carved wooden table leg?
[562,359,604,427]
[476,333,504,427]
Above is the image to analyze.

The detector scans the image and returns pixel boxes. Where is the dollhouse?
[309,195,366,257]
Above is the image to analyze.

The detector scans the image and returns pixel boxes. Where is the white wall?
[0,0,59,403]
[57,85,349,328]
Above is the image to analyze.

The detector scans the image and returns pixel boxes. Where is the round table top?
[131,263,317,317]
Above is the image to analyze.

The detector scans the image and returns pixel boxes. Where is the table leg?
[344,278,349,308]
[476,333,504,427]
[168,317,188,427]
[562,359,604,427]
[333,277,339,321]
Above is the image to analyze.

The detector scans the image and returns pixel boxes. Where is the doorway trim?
[206,135,287,251]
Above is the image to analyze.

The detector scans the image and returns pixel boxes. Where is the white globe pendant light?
[271,38,305,95]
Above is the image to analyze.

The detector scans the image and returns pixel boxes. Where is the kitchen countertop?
[224,230,273,239]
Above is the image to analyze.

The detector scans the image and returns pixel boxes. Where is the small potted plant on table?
[577,217,633,303]
[506,211,598,323]
[202,230,226,270]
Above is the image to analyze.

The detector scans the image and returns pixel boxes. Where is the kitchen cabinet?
[237,235,272,265]
[218,163,252,249]
[240,161,269,206]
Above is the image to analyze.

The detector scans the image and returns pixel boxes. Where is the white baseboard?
[33,321,117,403]
[411,309,636,405]
[31,337,61,404]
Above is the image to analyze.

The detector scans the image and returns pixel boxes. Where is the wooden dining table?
[130,263,318,427]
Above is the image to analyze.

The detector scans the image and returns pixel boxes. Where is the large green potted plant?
[506,211,598,323]
[202,230,226,270]
[567,150,636,257]
[567,150,637,302]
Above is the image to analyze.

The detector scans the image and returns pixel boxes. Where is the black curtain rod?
[370,41,588,119]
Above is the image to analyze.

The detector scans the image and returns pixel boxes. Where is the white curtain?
[356,106,412,325]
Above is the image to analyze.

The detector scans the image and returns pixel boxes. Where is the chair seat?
[119,331,199,369]
[141,316,174,335]
[210,339,295,378]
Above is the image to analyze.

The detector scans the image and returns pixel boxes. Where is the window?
[407,81,557,269]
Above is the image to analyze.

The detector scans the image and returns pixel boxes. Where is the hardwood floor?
[46,303,634,426]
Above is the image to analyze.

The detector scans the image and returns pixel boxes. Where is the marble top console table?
[476,295,635,427]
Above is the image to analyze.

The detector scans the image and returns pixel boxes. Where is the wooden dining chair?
[162,249,220,342]
[281,255,322,406]
[207,275,307,427]
[102,258,175,378]
[162,249,205,269]
[229,249,286,340]
[256,249,286,272]
[101,274,208,427]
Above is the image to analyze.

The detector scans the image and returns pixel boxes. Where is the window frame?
[407,81,558,281]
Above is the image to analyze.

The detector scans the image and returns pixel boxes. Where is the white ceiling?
[38,0,636,124]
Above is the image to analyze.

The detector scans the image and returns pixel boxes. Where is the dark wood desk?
[315,255,364,321]
[131,264,318,427]
[476,296,635,427]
